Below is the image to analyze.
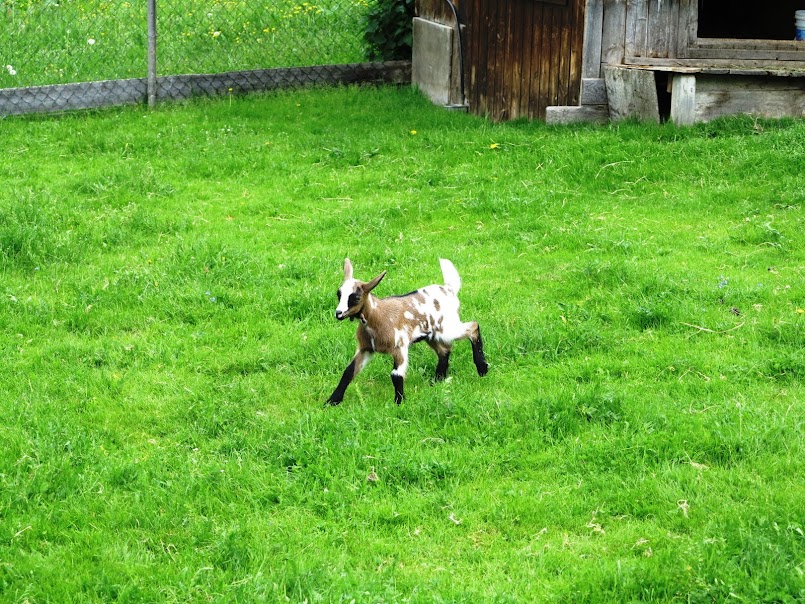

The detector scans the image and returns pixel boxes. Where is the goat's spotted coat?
[327,258,488,405]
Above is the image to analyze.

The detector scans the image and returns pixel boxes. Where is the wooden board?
[669,73,696,125]
[694,74,805,121]
[604,65,659,121]
[582,0,604,78]
[601,0,627,68]
[623,57,805,71]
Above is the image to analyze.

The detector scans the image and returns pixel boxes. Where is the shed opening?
[697,0,803,40]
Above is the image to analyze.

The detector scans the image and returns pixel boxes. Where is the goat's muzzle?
[335,310,347,321]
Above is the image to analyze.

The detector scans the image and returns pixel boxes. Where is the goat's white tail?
[439,258,461,294]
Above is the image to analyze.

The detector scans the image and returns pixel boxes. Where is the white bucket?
[796,10,805,41]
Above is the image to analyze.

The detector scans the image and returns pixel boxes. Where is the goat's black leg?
[428,342,451,383]
[326,350,371,406]
[435,350,451,382]
[471,325,489,377]
[391,373,405,404]
[391,349,408,404]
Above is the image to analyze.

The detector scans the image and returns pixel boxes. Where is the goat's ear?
[363,271,386,293]
[343,258,353,280]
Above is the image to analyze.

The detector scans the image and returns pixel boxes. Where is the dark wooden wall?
[463,0,586,120]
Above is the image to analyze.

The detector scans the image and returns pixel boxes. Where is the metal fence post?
[147,0,157,107]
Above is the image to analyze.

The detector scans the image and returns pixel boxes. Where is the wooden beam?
[622,57,805,72]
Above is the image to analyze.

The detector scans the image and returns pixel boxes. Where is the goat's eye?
[336,289,341,300]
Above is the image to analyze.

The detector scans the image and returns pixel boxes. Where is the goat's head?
[334,258,386,321]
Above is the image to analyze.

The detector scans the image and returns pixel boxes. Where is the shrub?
[364,0,415,61]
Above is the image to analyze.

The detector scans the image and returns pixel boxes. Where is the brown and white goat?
[326,258,488,405]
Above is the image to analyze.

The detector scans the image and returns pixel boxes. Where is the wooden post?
[670,74,696,125]
[147,0,157,107]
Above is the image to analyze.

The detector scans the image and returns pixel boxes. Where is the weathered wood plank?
[505,0,520,118]
[569,0,586,105]
[499,0,521,119]
[581,77,608,103]
[694,38,805,51]
[646,0,670,58]
[545,104,609,123]
[518,0,536,117]
[626,0,648,58]
[449,24,466,105]
[623,56,805,71]
[696,74,805,92]
[465,0,479,111]
[669,73,696,125]
[537,6,555,117]
[492,0,510,119]
[602,0,627,69]
[676,0,697,57]
[582,0,604,78]
[527,2,545,119]
[668,0,681,58]
[604,64,659,121]
[479,0,498,115]
[550,6,564,107]
[687,48,805,62]
[694,75,805,121]
[559,3,573,105]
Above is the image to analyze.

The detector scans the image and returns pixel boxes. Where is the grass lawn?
[0,86,803,603]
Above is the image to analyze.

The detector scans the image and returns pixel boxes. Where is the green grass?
[1,0,370,88]
[1,86,804,603]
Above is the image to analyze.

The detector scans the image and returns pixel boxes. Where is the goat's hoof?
[325,398,342,407]
[477,364,489,377]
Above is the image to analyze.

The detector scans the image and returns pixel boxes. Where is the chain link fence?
[0,0,411,115]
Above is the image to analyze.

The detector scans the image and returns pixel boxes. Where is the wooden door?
[464,0,586,120]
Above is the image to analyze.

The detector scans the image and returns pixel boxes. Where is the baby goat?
[326,258,488,405]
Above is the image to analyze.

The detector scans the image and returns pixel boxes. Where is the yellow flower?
[409,130,417,135]
[489,143,500,149]
[797,308,804,314]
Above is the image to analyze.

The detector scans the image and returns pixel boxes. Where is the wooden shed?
[412,0,805,123]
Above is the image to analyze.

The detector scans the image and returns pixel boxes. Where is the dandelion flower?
[212,31,221,37]
[489,143,500,149]
[410,130,417,135]
[797,308,804,315]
